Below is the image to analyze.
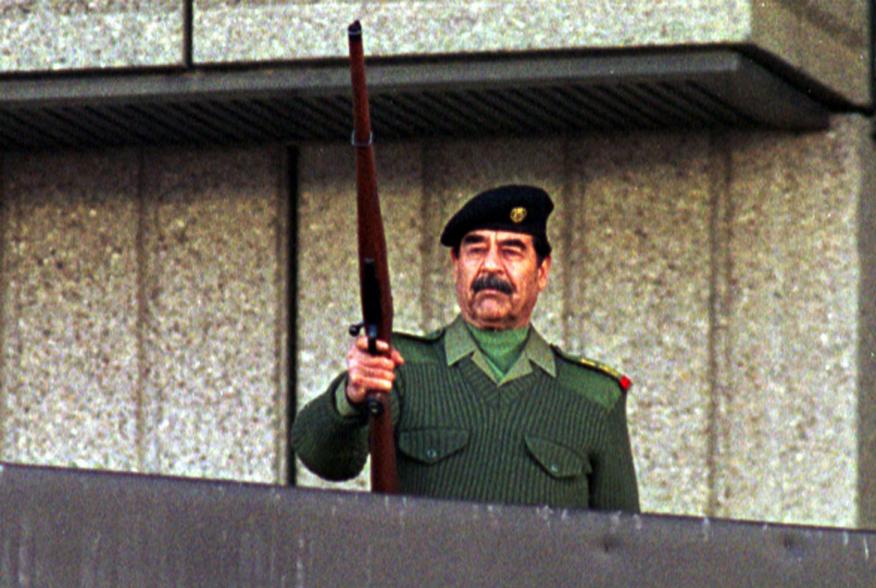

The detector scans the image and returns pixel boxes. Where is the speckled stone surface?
[194,0,748,60]
[0,1,866,104]
[0,116,870,526]
[294,116,871,526]
[752,0,870,106]
[0,150,141,470]
[0,0,183,71]
[565,132,714,517]
[859,122,876,528]
[139,146,287,483]
[193,0,868,105]
[295,140,425,491]
[711,117,865,527]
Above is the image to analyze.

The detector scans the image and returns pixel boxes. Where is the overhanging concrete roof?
[0,49,829,150]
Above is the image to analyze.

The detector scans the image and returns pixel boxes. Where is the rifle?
[347,20,400,494]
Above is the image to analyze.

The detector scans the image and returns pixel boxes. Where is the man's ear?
[537,255,552,291]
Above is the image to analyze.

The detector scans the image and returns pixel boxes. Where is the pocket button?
[426,448,437,459]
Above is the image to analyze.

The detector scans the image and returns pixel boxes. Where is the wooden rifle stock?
[348,20,399,494]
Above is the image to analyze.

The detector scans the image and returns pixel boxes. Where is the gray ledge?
[1,463,875,586]
[193,0,870,107]
[0,50,828,150]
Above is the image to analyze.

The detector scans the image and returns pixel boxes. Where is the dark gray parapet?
[0,462,873,587]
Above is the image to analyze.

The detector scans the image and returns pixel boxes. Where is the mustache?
[471,274,514,295]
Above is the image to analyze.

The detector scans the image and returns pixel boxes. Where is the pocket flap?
[399,428,469,465]
[524,435,589,479]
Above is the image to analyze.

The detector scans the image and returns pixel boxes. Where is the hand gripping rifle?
[347,20,400,494]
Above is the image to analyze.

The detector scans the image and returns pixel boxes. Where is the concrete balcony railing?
[1,462,875,587]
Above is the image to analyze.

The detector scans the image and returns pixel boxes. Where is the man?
[292,185,639,511]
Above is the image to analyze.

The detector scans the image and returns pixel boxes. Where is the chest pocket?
[398,428,469,465]
[524,435,590,479]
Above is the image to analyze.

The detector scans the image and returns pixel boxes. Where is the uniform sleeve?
[290,372,370,482]
[589,392,640,512]
[291,370,404,483]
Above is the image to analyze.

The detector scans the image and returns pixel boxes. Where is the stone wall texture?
[0,146,290,484]
[293,115,873,529]
[0,0,183,71]
[4,115,867,527]
[190,0,868,105]
[0,0,872,530]
[0,1,867,104]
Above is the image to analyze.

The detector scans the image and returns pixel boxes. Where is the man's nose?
[481,244,502,270]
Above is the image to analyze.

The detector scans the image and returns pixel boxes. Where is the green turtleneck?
[464,322,530,379]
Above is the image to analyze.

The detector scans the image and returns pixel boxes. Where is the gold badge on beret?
[510,207,527,223]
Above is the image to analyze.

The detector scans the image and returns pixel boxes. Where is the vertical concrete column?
[140,147,288,483]
[295,141,424,490]
[860,118,876,527]
[565,133,714,516]
[0,150,141,469]
[713,116,867,527]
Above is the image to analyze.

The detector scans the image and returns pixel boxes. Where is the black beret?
[440,185,554,257]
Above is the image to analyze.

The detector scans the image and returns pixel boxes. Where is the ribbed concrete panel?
[713,117,864,527]
[0,150,140,469]
[140,147,287,483]
[193,0,867,106]
[0,0,183,72]
[565,133,713,516]
[295,141,424,490]
[193,0,750,61]
[860,120,876,528]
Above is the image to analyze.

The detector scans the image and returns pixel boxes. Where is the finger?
[351,354,397,372]
[352,366,396,383]
[354,336,391,353]
[349,376,394,393]
[346,385,390,405]
[390,348,405,366]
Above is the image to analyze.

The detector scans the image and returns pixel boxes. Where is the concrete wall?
[0,116,874,525]
[194,0,870,104]
[0,1,183,70]
[0,116,872,528]
[0,1,868,105]
[0,0,872,530]
[295,115,874,528]
[0,147,290,483]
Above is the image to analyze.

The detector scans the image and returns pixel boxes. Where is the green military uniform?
[292,316,640,511]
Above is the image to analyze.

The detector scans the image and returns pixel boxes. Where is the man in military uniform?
[292,185,639,511]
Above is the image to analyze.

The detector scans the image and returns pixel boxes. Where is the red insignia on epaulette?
[619,375,632,392]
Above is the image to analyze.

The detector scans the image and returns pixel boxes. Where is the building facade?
[0,0,873,528]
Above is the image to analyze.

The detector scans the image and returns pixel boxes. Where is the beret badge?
[439,185,554,257]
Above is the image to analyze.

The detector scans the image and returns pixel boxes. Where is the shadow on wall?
[858,130,876,528]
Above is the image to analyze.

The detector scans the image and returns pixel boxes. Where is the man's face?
[451,229,551,330]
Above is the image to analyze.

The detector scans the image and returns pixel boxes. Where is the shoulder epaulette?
[552,346,632,393]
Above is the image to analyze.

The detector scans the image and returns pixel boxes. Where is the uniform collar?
[444,315,556,380]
